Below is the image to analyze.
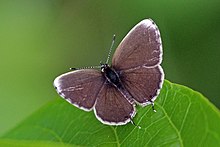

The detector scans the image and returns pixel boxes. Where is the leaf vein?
[33,125,63,143]
[179,103,191,133]
[110,126,120,147]
[156,102,184,147]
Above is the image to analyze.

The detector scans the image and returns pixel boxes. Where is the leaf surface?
[1,80,220,147]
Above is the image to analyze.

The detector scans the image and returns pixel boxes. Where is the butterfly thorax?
[101,64,122,88]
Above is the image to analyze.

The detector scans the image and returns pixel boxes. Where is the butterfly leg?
[149,100,156,112]
[130,119,141,129]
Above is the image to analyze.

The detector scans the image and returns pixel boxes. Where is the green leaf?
[1,80,220,147]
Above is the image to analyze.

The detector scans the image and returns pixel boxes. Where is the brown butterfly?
[54,18,164,126]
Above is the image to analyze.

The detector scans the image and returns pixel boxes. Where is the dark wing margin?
[120,66,164,106]
[94,84,136,125]
[112,19,162,71]
[53,69,104,111]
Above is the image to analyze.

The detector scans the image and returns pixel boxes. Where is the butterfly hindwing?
[94,84,136,125]
[120,66,164,105]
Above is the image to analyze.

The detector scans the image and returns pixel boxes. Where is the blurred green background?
[0,0,220,136]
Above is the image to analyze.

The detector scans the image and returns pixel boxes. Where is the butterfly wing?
[120,66,164,106]
[54,69,105,111]
[112,19,162,70]
[112,19,164,105]
[94,84,136,125]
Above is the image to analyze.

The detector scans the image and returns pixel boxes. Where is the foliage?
[1,80,220,147]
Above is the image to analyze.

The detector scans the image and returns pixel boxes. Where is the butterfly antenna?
[130,119,141,129]
[106,34,116,64]
[70,65,101,70]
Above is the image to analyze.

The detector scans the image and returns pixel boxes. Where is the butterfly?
[53,18,164,126]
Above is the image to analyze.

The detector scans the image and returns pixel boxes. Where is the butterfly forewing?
[111,19,164,106]
[112,19,162,71]
[120,66,164,105]
[54,69,105,111]
[94,84,136,125]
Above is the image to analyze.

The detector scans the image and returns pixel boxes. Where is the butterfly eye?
[100,64,105,72]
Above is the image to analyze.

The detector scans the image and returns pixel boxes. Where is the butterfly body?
[54,19,164,125]
[101,64,122,88]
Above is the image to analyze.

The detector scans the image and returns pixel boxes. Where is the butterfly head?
[100,63,109,73]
